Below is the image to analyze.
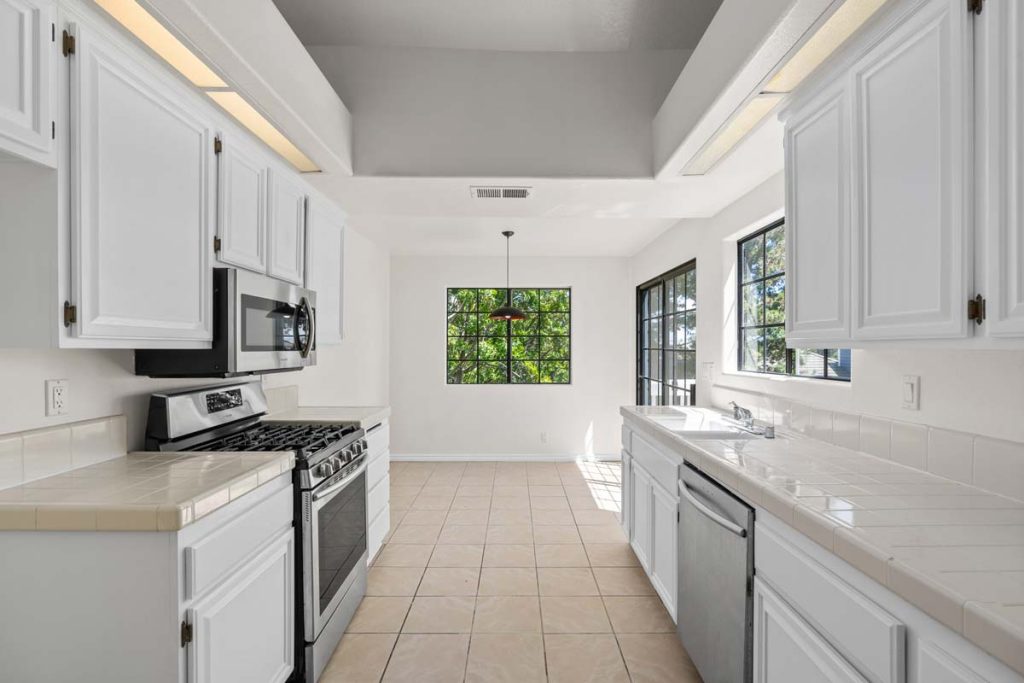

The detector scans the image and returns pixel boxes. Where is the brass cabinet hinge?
[213,236,222,252]
[213,137,222,155]
[62,30,75,57]
[180,620,193,647]
[63,301,77,328]
[968,0,983,14]
[967,295,986,324]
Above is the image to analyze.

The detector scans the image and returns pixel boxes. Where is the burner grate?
[191,423,358,459]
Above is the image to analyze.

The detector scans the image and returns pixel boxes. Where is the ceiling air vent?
[471,186,531,199]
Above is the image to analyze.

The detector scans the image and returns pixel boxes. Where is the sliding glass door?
[637,260,697,406]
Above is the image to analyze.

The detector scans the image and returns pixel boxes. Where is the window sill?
[719,369,853,388]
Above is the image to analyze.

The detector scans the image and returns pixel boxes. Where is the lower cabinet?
[626,455,678,620]
[754,578,868,683]
[629,463,653,572]
[365,421,391,561]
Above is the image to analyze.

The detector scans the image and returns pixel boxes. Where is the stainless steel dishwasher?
[677,462,755,683]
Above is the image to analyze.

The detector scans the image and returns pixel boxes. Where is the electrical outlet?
[45,379,68,416]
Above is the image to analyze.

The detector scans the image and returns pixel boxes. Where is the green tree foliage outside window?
[447,288,571,384]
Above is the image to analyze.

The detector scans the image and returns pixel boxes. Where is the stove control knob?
[317,461,335,478]
[331,456,343,471]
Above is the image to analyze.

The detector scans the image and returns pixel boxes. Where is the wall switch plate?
[45,379,69,416]
[901,375,920,411]
[701,362,714,381]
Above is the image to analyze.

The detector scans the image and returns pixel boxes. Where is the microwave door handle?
[299,296,315,358]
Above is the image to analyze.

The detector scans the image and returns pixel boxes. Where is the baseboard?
[390,453,621,463]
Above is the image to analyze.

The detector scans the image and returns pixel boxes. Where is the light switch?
[901,375,920,410]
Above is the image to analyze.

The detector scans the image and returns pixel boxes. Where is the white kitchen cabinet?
[754,577,868,683]
[620,450,632,538]
[976,0,1024,338]
[917,641,988,683]
[783,82,850,345]
[305,193,345,344]
[649,477,678,619]
[68,20,212,346]
[267,167,306,285]
[188,528,294,683]
[215,132,267,274]
[0,0,54,166]
[630,462,652,573]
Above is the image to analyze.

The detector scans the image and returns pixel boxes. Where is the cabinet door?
[188,529,294,683]
[850,0,972,341]
[754,578,868,683]
[649,480,678,620]
[304,196,344,344]
[917,641,987,683]
[267,168,306,285]
[216,133,267,273]
[630,463,652,573]
[0,0,52,165]
[620,451,632,539]
[785,84,850,345]
[70,23,212,344]
[977,0,1024,338]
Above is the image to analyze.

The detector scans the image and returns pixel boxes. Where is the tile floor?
[320,460,703,683]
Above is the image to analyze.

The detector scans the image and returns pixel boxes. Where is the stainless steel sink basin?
[634,407,758,439]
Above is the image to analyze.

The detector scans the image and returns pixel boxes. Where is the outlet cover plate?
[45,379,68,416]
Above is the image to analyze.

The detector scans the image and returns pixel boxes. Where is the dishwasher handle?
[679,479,748,538]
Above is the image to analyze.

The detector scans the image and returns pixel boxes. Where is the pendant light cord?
[506,234,511,296]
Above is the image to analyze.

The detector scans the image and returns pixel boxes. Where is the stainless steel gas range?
[146,382,368,683]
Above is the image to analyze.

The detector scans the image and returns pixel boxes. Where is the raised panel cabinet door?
[630,463,653,573]
[69,23,212,343]
[850,0,972,340]
[977,0,1024,338]
[216,134,267,273]
[304,196,344,344]
[917,641,988,683]
[188,529,294,683]
[753,579,868,683]
[0,0,52,164]
[784,83,850,345]
[267,168,306,285]
[649,480,678,620]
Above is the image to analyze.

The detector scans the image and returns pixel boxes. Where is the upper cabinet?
[266,168,306,286]
[0,0,54,166]
[215,132,268,274]
[784,0,1022,347]
[305,193,345,345]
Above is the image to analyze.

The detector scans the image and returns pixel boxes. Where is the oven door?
[303,463,367,638]
[231,268,317,374]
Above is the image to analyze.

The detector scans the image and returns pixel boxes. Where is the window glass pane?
[510,316,538,336]
[741,329,764,372]
[649,286,662,317]
[648,350,662,381]
[795,349,826,377]
[741,235,764,283]
[672,351,695,383]
[671,275,687,312]
[764,275,785,325]
[511,336,538,359]
[828,349,853,380]
[447,288,477,313]
[765,327,787,373]
[447,312,478,336]
[539,361,570,384]
[511,289,539,311]
[765,225,785,276]
[540,312,570,336]
[741,282,764,327]
[479,362,508,383]
[649,318,662,349]
[540,289,570,311]
[670,314,684,350]
[540,336,569,360]
[670,386,688,406]
[479,288,507,312]
[512,360,539,383]
[684,269,697,310]
[648,381,663,405]
[448,361,477,384]
[479,336,507,360]
[637,264,695,404]
[478,314,507,336]
[447,337,476,360]
[683,311,696,350]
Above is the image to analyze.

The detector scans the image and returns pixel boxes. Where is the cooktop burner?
[192,423,360,460]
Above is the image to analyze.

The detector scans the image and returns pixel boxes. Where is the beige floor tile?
[418,567,481,596]
[389,523,443,544]
[437,524,488,544]
[617,633,702,682]
[411,496,453,511]
[466,633,546,683]
[533,524,583,544]
[428,544,484,568]
[538,567,600,596]
[376,544,435,568]
[532,509,576,525]
[367,566,425,596]
[320,633,397,683]
[541,597,613,633]
[487,524,534,544]
[585,543,640,567]
[383,634,470,683]
[529,485,566,497]
[403,596,476,633]
[420,485,458,497]
[491,496,531,510]
[458,485,493,497]
[489,508,532,525]
[347,596,413,633]
[473,596,543,633]
[493,485,530,497]
[451,496,491,510]
[593,567,657,596]
[400,509,448,525]
[446,508,490,525]
[479,567,539,596]
[535,544,590,567]
[531,497,571,511]
[567,497,601,511]
[578,525,627,544]
[603,597,675,633]
[544,634,630,683]
[482,544,536,567]
[573,509,620,526]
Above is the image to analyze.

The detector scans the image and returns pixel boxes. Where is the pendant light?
[489,230,527,321]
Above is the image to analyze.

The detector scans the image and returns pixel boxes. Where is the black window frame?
[736,219,851,381]
[636,259,697,406]
[446,287,572,385]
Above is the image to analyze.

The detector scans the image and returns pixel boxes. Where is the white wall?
[0,226,390,449]
[630,172,1024,444]
[389,254,633,457]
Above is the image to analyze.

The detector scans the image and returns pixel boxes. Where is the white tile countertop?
[0,451,294,532]
[268,405,390,430]
[621,406,1024,676]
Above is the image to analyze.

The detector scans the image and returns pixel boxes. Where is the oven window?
[317,471,367,615]
[240,294,310,352]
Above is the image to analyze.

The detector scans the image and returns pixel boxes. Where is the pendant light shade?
[490,230,527,321]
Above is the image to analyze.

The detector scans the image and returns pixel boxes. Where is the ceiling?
[273,0,723,52]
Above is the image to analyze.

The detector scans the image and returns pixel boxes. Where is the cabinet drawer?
[631,433,679,494]
[756,523,904,683]
[185,486,293,600]
[367,448,389,491]
[621,425,632,453]
[368,472,390,520]
[366,423,389,459]
[368,508,389,562]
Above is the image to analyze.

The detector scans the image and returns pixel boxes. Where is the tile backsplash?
[710,386,1024,503]
[0,416,127,490]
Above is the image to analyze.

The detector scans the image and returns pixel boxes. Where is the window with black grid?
[446,288,571,384]
[637,261,697,406]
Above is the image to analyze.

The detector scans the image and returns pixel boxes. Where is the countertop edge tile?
[964,602,1024,675]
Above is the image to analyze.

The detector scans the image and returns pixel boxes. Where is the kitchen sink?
[633,406,759,439]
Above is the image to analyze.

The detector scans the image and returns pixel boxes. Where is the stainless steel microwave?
[135,268,316,377]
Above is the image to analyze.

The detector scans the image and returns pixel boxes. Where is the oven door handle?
[299,296,315,359]
[313,458,366,502]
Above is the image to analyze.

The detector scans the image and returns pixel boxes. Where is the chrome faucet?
[729,401,754,425]
[728,402,775,439]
